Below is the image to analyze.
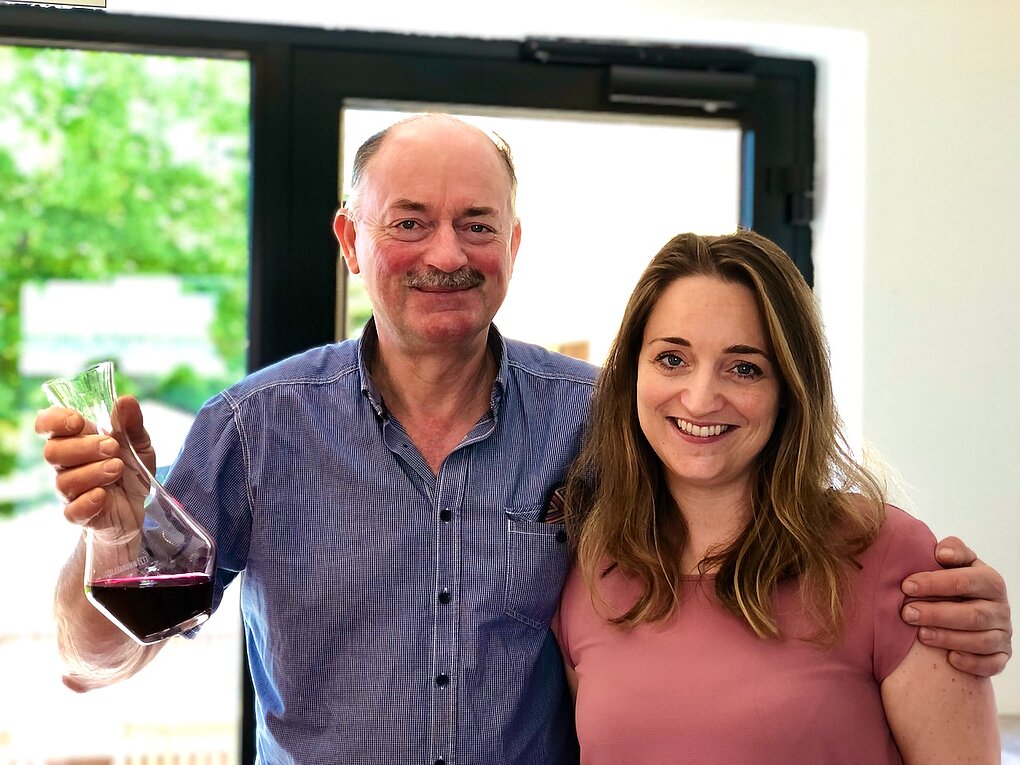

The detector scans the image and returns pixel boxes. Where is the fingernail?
[936,546,955,563]
[903,605,919,623]
[902,580,918,595]
[918,627,936,641]
[98,438,118,456]
[102,459,120,475]
[65,413,83,430]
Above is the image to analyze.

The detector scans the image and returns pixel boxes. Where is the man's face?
[336,119,521,353]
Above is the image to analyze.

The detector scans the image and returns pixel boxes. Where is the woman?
[554,230,999,763]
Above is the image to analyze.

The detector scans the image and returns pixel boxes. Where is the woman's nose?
[679,371,722,416]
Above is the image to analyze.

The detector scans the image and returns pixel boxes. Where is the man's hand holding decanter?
[37,397,155,563]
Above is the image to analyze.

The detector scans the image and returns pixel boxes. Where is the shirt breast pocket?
[503,513,571,630]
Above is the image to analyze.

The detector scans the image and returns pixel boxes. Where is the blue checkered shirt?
[165,320,596,764]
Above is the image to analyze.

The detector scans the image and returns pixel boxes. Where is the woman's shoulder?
[879,504,938,552]
[837,494,936,549]
[855,503,939,578]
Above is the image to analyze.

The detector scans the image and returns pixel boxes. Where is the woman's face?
[636,274,782,501]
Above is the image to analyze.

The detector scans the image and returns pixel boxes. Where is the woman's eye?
[733,362,762,378]
[657,352,684,368]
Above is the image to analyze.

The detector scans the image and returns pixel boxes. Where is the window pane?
[0,45,249,763]
[340,102,741,362]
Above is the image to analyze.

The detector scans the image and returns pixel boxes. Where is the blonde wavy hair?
[564,230,886,645]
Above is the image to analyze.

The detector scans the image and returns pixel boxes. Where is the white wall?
[112,0,1020,712]
[854,2,1020,714]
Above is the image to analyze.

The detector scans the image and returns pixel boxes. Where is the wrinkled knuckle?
[977,568,1008,599]
[955,572,976,596]
[992,576,1009,600]
[975,602,1011,636]
[975,630,1007,654]
[968,603,995,631]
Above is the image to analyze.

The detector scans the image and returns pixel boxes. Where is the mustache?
[405,267,485,290]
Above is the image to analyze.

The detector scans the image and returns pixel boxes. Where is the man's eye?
[398,220,418,230]
[468,223,491,233]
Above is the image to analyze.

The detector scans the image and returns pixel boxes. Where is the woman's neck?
[669,481,752,575]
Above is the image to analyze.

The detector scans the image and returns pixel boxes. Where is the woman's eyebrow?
[725,344,770,356]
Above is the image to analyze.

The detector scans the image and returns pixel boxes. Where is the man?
[37,115,1011,763]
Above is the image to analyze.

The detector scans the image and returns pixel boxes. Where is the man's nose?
[679,371,722,415]
[422,224,469,272]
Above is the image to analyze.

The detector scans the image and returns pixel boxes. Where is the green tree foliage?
[0,46,250,504]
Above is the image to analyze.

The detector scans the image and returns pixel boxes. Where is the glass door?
[0,44,249,765]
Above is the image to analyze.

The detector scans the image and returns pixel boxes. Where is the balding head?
[345,114,517,217]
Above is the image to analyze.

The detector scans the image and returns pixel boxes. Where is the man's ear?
[509,218,522,272]
[333,208,360,274]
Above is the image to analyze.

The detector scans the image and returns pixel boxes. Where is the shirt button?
[434,759,445,765]
[439,508,452,522]
[435,673,450,687]
[556,530,568,543]
[438,589,451,604]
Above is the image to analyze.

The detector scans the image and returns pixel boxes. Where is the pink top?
[552,506,938,764]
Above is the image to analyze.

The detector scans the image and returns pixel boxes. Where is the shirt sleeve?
[164,392,252,613]
[870,505,940,681]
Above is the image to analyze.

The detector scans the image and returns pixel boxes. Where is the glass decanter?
[42,361,216,644]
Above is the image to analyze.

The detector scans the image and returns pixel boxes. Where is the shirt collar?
[358,318,387,421]
[357,317,508,420]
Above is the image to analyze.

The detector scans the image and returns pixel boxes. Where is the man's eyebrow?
[461,206,499,218]
[389,199,428,212]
